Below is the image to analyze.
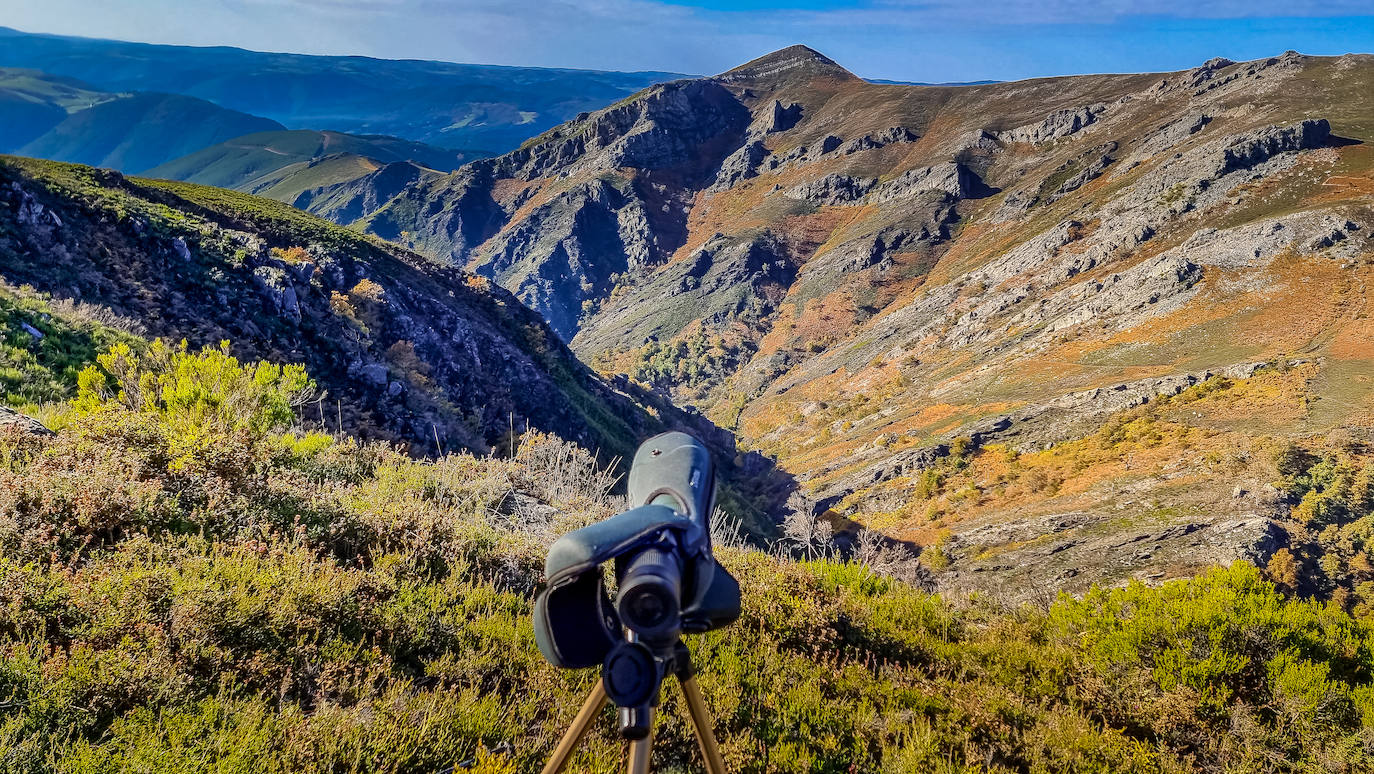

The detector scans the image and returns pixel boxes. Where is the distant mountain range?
[0,68,284,171]
[0,26,688,220]
[0,67,477,220]
[0,26,686,152]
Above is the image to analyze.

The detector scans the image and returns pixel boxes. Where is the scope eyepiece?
[616,545,682,641]
[620,581,676,631]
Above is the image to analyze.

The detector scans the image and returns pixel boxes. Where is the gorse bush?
[1055,564,1374,760]
[2,342,1374,772]
[75,339,315,437]
[0,340,319,560]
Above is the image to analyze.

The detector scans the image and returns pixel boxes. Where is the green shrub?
[2,341,1373,772]
[1051,562,1374,762]
[75,339,314,439]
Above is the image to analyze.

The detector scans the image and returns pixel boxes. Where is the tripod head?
[533,432,741,739]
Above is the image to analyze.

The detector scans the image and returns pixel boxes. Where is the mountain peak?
[716,45,857,84]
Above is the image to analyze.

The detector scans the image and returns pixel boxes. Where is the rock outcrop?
[0,406,54,437]
[997,103,1108,144]
[786,173,876,205]
[870,162,973,203]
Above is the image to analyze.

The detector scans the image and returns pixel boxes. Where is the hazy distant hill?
[0,68,288,172]
[0,66,488,219]
[0,66,485,201]
[17,91,284,172]
[0,26,687,152]
[0,68,113,149]
[146,129,477,188]
[144,129,485,223]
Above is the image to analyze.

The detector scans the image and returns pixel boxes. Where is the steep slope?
[17,92,285,172]
[0,155,661,460]
[282,159,441,225]
[362,47,1374,595]
[0,26,687,152]
[143,129,485,223]
[362,61,777,338]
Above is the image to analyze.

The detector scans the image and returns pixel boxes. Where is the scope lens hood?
[533,569,618,669]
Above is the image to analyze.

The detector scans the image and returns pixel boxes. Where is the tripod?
[541,642,727,774]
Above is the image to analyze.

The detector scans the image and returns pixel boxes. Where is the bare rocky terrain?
[335,46,1374,595]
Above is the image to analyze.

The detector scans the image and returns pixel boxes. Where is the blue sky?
[3,0,1374,81]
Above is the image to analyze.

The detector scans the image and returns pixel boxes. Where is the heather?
[0,341,1371,773]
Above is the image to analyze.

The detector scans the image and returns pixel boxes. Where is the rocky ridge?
[346,48,1374,593]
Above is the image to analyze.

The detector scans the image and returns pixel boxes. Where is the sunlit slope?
[0,155,652,458]
[358,48,1374,592]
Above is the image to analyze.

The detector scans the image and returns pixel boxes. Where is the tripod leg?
[542,682,609,774]
[679,675,728,774]
[626,708,654,774]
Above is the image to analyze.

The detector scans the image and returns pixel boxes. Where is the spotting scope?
[533,432,740,773]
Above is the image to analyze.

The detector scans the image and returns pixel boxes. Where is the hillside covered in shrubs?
[0,156,796,538]
[0,155,659,460]
[0,335,1373,772]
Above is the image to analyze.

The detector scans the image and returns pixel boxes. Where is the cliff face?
[355,47,1374,595]
[364,77,754,340]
